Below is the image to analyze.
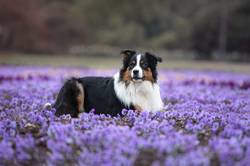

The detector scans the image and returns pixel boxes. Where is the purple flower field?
[1,65,250,166]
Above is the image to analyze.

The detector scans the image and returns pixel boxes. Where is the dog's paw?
[134,104,143,112]
[43,102,52,110]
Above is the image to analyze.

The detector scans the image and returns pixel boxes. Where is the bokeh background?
[2,1,250,165]
[0,0,250,70]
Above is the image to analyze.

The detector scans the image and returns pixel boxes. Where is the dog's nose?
[133,70,139,75]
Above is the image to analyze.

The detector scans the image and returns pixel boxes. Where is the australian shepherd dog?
[53,50,163,117]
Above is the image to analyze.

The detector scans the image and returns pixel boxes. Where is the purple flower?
[1,65,250,165]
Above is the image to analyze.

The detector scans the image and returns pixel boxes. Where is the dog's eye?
[140,61,148,68]
[129,61,136,68]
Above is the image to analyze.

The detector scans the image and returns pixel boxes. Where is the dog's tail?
[53,78,84,118]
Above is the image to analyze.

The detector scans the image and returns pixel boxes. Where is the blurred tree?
[0,0,53,52]
[227,0,250,53]
[0,0,84,53]
[0,0,249,60]
[190,0,250,59]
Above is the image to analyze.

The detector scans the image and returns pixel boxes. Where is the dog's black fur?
[54,77,135,117]
[54,78,81,117]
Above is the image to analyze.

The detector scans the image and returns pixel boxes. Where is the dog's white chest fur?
[114,73,163,112]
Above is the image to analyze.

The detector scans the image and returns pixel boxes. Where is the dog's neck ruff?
[113,73,163,112]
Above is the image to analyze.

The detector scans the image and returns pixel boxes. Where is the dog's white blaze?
[113,73,163,112]
[131,54,143,79]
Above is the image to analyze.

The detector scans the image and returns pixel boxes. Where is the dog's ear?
[120,50,136,67]
[145,52,162,68]
[121,50,136,60]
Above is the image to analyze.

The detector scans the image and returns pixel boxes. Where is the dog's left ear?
[145,52,162,67]
[121,50,136,68]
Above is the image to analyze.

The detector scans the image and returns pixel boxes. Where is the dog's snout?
[133,70,139,75]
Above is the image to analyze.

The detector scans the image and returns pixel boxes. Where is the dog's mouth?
[132,76,144,82]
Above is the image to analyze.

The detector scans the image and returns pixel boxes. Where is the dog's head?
[119,50,162,84]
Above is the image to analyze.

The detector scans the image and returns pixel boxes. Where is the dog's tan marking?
[76,82,84,113]
[122,68,132,86]
[143,68,154,83]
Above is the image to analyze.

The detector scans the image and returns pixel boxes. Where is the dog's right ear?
[120,50,136,67]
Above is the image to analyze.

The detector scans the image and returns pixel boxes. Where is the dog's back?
[78,77,128,116]
[54,77,130,117]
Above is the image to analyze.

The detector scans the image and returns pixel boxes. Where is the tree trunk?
[218,0,229,55]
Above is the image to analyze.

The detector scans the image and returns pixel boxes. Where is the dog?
[53,50,163,117]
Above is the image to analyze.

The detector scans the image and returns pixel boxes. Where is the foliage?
[0,0,249,58]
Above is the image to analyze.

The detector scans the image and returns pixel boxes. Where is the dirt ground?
[0,53,250,73]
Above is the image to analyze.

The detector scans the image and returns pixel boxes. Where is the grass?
[0,53,250,73]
